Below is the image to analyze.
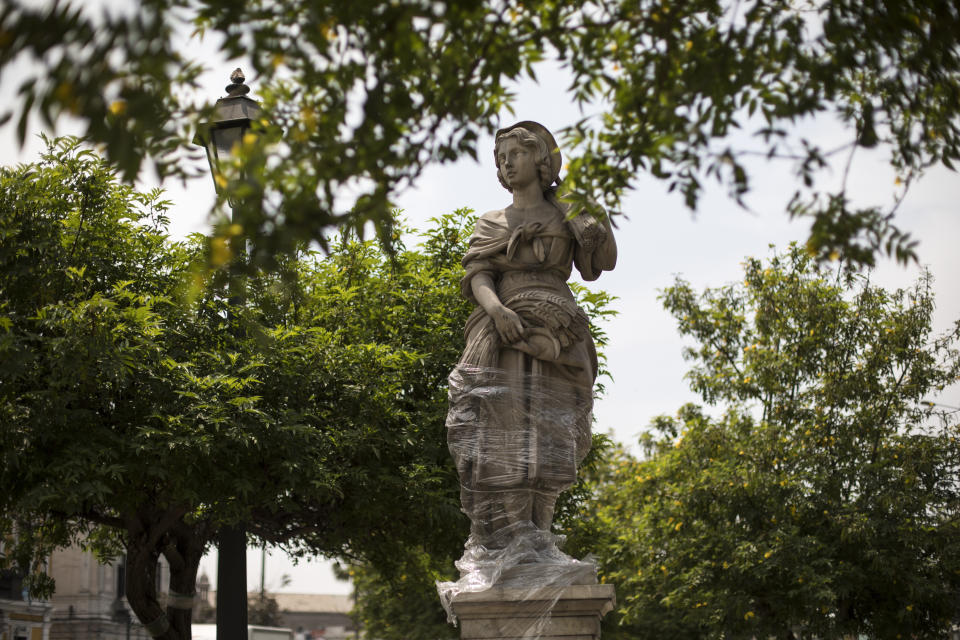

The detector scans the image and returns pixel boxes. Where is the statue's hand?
[490,305,525,344]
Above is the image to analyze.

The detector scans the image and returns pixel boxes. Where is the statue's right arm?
[471,272,525,344]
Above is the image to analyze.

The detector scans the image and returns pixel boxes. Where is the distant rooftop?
[205,592,353,614]
[273,593,353,614]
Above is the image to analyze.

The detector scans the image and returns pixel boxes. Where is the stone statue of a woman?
[445,121,617,567]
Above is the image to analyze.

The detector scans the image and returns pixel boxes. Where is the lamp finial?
[225,68,250,97]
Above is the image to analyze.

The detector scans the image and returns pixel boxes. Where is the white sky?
[2,16,958,599]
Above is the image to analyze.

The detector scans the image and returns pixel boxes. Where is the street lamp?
[194,68,262,199]
[193,68,263,640]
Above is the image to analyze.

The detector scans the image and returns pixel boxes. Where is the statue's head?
[494,122,561,193]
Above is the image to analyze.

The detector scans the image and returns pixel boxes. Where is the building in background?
[46,545,167,640]
[1,532,53,640]
[197,589,356,640]
[0,573,52,640]
[273,594,355,640]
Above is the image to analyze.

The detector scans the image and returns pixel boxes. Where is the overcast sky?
[3,19,958,597]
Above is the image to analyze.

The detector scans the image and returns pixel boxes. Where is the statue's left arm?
[572,212,617,281]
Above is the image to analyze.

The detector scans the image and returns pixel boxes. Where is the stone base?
[451,584,616,640]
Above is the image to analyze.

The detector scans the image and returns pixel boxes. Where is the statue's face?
[496,137,538,191]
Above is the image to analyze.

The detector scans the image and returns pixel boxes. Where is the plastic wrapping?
[438,365,598,636]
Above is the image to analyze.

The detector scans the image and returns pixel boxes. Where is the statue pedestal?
[450,584,616,640]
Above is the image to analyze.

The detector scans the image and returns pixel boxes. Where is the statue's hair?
[494,127,556,193]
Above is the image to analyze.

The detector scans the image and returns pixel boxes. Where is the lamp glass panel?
[211,125,244,164]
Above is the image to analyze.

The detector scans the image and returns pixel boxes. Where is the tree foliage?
[578,247,960,639]
[247,593,283,627]
[2,0,959,264]
[0,138,477,640]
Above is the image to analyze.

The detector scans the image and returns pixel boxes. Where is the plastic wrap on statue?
[437,121,617,639]
[438,366,600,635]
[446,366,592,543]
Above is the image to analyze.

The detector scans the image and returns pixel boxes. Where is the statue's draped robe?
[446,205,612,542]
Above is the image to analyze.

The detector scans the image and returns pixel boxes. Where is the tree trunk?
[162,522,208,640]
[125,541,167,637]
[122,508,201,640]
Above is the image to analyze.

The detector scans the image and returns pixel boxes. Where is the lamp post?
[193,68,263,640]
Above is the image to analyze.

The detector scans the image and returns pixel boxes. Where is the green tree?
[3,0,958,264]
[0,138,476,639]
[579,247,960,639]
[348,549,460,640]
[247,594,283,627]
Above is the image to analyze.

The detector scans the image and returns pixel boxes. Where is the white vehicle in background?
[192,624,294,640]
